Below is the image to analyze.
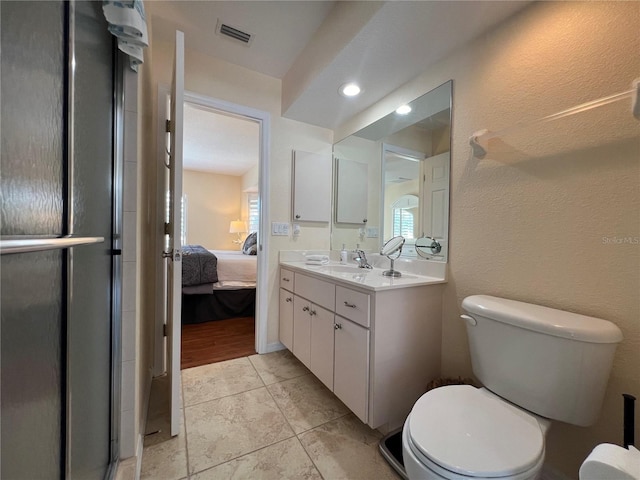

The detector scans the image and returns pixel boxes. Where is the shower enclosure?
[1,1,122,478]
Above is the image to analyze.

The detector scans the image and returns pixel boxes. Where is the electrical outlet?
[366,227,379,238]
[271,222,290,236]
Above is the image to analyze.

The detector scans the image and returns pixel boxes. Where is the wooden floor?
[181,317,256,370]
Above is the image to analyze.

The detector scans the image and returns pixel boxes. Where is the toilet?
[402,295,623,480]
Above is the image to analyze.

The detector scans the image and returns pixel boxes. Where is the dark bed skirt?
[181,289,256,324]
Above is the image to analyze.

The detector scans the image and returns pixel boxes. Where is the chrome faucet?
[354,249,373,269]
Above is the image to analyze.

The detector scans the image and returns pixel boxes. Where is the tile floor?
[140,350,400,479]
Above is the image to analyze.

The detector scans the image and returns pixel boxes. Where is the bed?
[181,242,257,324]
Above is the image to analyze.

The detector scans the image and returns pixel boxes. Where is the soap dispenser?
[340,244,348,264]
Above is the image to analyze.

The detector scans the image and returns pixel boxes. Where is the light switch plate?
[271,222,290,236]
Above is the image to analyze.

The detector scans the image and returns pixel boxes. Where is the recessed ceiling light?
[395,105,412,115]
[339,83,361,97]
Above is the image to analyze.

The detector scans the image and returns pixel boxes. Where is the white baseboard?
[265,341,286,353]
[135,434,144,480]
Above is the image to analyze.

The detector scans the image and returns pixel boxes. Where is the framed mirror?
[332,80,452,261]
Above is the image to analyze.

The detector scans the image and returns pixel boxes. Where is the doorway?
[180,100,259,368]
[155,88,270,375]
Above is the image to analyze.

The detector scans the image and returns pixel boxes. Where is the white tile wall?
[124,111,138,166]
[120,66,138,459]
[123,161,137,213]
[119,408,136,460]
[121,310,136,362]
[121,261,137,313]
[123,211,137,262]
[121,359,136,411]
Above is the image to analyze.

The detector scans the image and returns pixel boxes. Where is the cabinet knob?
[282,277,290,282]
[295,214,301,219]
[302,306,309,312]
[344,301,356,308]
[285,297,292,303]
[363,219,367,223]
[310,309,316,316]
[334,323,342,330]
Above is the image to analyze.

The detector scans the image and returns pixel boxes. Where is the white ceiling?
[183,103,259,175]
[149,1,530,173]
[283,1,530,129]
[148,1,335,78]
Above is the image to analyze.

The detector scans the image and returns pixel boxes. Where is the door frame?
[154,86,271,374]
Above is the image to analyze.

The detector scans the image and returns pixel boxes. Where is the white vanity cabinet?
[333,315,369,421]
[278,265,443,431]
[279,270,295,351]
[304,300,335,391]
[291,273,336,391]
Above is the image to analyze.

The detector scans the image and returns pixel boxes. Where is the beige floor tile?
[140,413,188,480]
[185,387,295,474]
[299,414,400,480]
[182,357,264,406]
[267,373,349,434]
[190,437,322,480]
[248,349,310,385]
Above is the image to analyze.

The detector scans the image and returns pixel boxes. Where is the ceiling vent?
[216,20,254,46]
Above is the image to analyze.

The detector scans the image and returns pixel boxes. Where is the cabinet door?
[292,150,331,222]
[280,268,294,291]
[279,289,294,351]
[334,318,369,423]
[309,305,335,391]
[292,296,311,369]
[335,158,368,224]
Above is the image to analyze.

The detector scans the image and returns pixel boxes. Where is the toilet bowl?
[401,295,623,480]
[402,386,548,479]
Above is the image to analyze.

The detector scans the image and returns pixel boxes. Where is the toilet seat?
[407,385,545,478]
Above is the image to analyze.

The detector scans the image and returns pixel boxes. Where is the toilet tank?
[462,295,623,427]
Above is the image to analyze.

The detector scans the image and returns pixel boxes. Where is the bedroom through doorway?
[178,98,261,370]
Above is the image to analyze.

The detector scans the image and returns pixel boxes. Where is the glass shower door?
[1,2,67,477]
[0,1,119,478]
[66,2,117,478]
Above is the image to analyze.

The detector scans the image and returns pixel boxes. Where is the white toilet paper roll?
[579,444,640,480]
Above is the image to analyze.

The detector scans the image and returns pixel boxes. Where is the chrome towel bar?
[0,236,105,255]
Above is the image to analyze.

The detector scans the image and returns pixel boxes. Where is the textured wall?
[444,4,639,476]
[337,2,639,476]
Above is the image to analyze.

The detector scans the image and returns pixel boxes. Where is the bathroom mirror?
[381,236,405,277]
[380,235,405,257]
[415,236,442,259]
[332,80,452,261]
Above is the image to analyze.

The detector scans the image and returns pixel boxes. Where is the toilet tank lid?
[462,295,623,344]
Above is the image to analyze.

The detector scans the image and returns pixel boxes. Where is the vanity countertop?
[279,261,446,292]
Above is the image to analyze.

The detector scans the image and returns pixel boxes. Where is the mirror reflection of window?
[392,194,418,238]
